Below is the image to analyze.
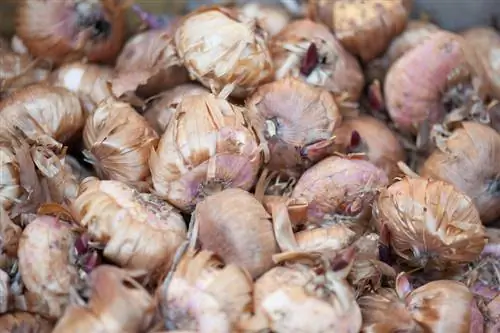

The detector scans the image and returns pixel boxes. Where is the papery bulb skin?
[384,31,487,134]
[366,20,441,83]
[291,156,388,226]
[16,0,126,64]
[294,224,357,255]
[143,83,210,134]
[195,188,278,278]
[270,19,364,102]
[0,137,47,217]
[0,83,85,145]
[348,234,397,296]
[159,250,253,333]
[72,177,186,280]
[83,99,159,183]
[359,280,473,333]
[0,142,22,211]
[407,280,473,333]
[358,288,422,332]
[31,145,81,204]
[111,27,189,98]
[0,49,50,93]
[247,77,341,178]
[51,62,114,114]
[373,177,487,270]
[253,266,313,311]
[174,6,274,98]
[252,259,362,333]
[462,27,500,101]
[471,283,500,333]
[240,3,290,37]
[18,215,79,318]
[334,116,406,180]
[0,312,53,332]
[309,0,411,62]
[420,122,500,224]
[150,93,262,213]
[52,265,155,333]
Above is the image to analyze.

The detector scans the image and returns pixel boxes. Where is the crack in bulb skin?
[75,2,112,40]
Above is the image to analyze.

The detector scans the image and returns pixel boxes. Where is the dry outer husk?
[72,177,186,280]
[365,20,441,83]
[0,38,9,51]
[291,156,388,227]
[159,249,253,333]
[358,288,421,332]
[269,199,356,261]
[0,83,84,148]
[194,188,278,278]
[17,215,79,319]
[373,177,487,270]
[51,62,114,115]
[462,27,500,101]
[239,2,290,37]
[7,285,54,319]
[82,98,159,184]
[112,27,189,99]
[348,233,396,296]
[408,280,473,332]
[334,115,406,180]
[420,121,500,224]
[52,265,155,333]
[16,0,127,65]
[0,135,45,217]
[470,283,500,333]
[174,6,274,98]
[31,145,80,204]
[150,93,262,212]
[359,276,474,333]
[0,48,49,94]
[308,0,411,62]
[143,83,210,134]
[0,139,23,211]
[0,207,22,258]
[270,19,364,102]
[384,31,488,134]
[246,77,341,177]
[0,312,53,333]
[244,250,362,333]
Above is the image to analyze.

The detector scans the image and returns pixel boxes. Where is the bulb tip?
[350,130,361,148]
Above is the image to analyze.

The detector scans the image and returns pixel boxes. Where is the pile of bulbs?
[0,0,498,332]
